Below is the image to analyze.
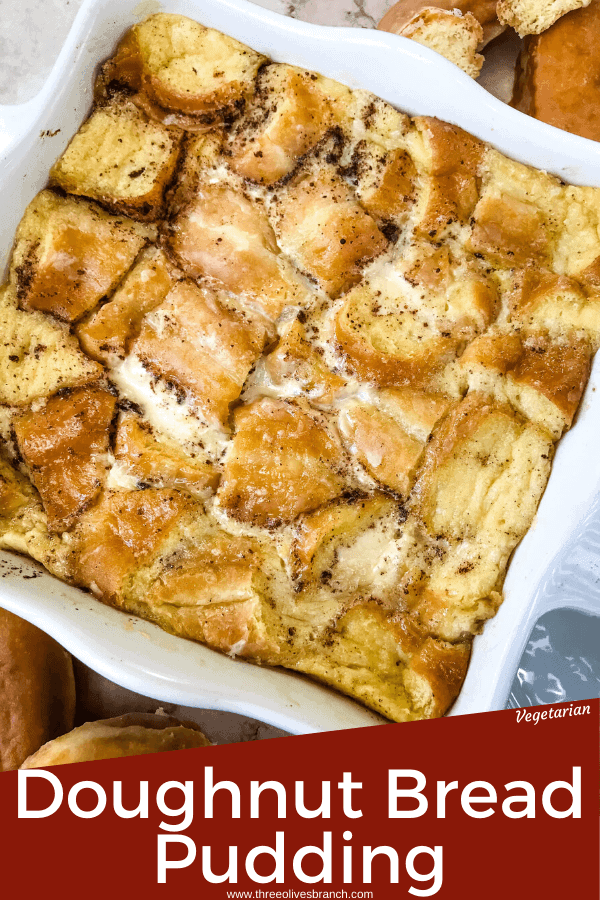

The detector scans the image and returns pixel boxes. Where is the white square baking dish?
[1,0,599,733]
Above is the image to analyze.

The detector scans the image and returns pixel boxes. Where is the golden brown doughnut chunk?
[13,385,118,532]
[338,389,451,496]
[413,117,485,240]
[389,9,485,78]
[0,608,75,771]
[414,392,553,542]
[11,192,153,324]
[114,414,219,497]
[229,64,341,184]
[21,713,210,767]
[77,248,176,363]
[0,286,101,407]
[378,0,504,45]
[273,166,389,299]
[72,489,194,602]
[168,181,308,319]
[460,329,591,438]
[264,319,345,404]
[132,281,266,426]
[512,1,600,142]
[507,267,600,347]
[498,0,591,36]
[95,13,265,124]
[50,99,182,222]
[217,398,346,527]
[289,493,398,588]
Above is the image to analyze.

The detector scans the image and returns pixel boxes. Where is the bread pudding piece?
[412,117,485,241]
[229,64,350,184]
[0,286,101,407]
[345,140,417,239]
[264,318,346,405]
[77,247,177,363]
[217,398,346,527]
[512,1,600,142]
[467,148,571,269]
[414,393,553,542]
[72,490,281,661]
[555,183,600,279]
[10,191,153,323]
[470,148,600,281]
[507,268,600,344]
[289,493,399,589]
[459,329,591,438]
[497,0,591,35]
[114,413,219,497]
[338,389,452,496]
[468,188,552,267]
[0,452,43,541]
[131,281,267,427]
[272,161,390,298]
[50,99,182,221]
[0,452,68,579]
[332,252,495,389]
[132,534,282,661]
[71,488,194,601]
[339,402,424,496]
[393,9,484,78]
[167,163,309,319]
[407,392,554,638]
[3,12,600,724]
[95,13,265,128]
[289,601,471,721]
[13,384,117,531]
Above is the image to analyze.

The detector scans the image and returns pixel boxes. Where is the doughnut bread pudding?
[2,12,600,723]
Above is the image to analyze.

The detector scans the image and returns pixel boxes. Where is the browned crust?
[95,27,259,127]
[72,489,194,601]
[461,330,591,422]
[13,384,118,532]
[510,2,600,142]
[413,392,502,493]
[378,0,504,45]
[21,714,211,768]
[0,608,75,771]
[335,300,458,388]
[408,635,472,717]
[415,117,485,239]
[50,102,183,223]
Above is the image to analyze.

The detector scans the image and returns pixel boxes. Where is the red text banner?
[0,699,598,898]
